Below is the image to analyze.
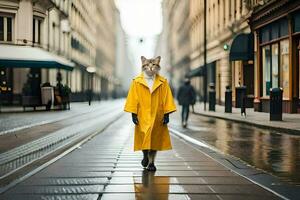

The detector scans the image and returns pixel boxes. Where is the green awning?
[0,45,74,71]
[229,33,254,61]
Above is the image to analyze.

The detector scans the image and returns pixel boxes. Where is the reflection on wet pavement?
[171,114,300,185]
[134,170,171,200]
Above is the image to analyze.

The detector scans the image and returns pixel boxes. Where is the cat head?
[141,56,161,76]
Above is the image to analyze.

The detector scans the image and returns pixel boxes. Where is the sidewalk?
[0,114,282,200]
[193,103,300,134]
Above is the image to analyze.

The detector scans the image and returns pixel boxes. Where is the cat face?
[141,56,161,77]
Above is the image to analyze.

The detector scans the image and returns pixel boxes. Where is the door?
[243,62,254,107]
[0,67,13,105]
[28,68,41,96]
[243,63,254,96]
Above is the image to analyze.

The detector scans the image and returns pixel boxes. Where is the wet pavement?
[0,101,119,135]
[0,114,281,200]
[170,110,300,185]
[0,100,124,187]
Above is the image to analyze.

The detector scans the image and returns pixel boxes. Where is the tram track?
[0,102,124,191]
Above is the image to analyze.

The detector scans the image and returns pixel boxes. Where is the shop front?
[251,0,300,113]
[0,45,74,106]
[229,33,255,108]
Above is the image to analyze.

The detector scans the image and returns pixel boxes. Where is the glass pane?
[261,26,270,43]
[7,17,12,41]
[272,44,279,88]
[0,17,4,41]
[294,12,300,33]
[33,19,35,43]
[262,46,271,96]
[280,18,288,36]
[38,20,41,44]
[280,40,289,99]
[271,22,279,40]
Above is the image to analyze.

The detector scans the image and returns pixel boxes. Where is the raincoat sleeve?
[163,82,176,114]
[124,80,139,114]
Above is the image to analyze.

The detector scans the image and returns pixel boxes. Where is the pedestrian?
[177,78,196,128]
[124,56,176,171]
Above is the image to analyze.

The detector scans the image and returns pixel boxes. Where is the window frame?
[0,14,14,43]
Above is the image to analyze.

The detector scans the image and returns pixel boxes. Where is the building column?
[254,31,261,111]
[16,0,33,45]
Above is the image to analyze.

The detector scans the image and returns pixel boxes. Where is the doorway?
[0,67,13,105]
[243,61,254,107]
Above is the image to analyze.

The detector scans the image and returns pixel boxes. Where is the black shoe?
[141,157,149,168]
[147,163,156,171]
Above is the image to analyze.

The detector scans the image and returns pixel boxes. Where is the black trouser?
[181,105,190,123]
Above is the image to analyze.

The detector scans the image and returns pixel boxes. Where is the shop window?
[261,26,270,43]
[271,23,279,40]
[262,46,271,96]
[293,12,300,33]
[271,44,279,88]
[279,18,288,37]
[0,16,13,42]
[280,39,289,99]
[260,18,288,43]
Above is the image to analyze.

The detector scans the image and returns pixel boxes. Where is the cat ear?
[141,56,147,63]
[154,56,161,65]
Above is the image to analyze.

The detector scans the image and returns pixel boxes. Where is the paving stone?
[0,112,280,199]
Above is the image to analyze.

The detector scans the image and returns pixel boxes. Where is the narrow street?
[0,101,299,199]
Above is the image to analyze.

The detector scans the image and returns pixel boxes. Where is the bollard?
[270,88,283,121]
[225,86,232,113]
[209,83,216,111]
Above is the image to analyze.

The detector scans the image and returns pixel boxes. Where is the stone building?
[161,0,191,92]
[0,0,120,105]
[188,0,254,106]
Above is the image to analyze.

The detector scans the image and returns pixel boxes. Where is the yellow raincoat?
[124,73,176,151]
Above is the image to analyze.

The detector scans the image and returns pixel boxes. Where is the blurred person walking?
[177,78,196,128]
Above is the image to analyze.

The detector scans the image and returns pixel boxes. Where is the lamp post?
[203,0,207,111]
[87,67,96,106]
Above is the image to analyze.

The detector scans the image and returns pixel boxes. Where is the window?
[293,12,300,33]
[0,16,13,42]
[33,18,42,44]
[262,46,271,96]
[260,18,288,43]
[0,17,3,41]
[271,44,279,88]
[280,39,289,98]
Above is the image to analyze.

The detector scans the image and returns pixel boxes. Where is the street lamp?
[203,0,207,111]
[87,67,96,105]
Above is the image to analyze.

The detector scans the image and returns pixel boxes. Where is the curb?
[193,111,300,136]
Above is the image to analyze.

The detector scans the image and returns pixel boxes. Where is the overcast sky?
[115,0,163,73]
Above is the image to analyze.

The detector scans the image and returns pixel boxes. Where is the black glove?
[163,114,169,125]
[132,113,139,125]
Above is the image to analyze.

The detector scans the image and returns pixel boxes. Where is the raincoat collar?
[135,73,165,93]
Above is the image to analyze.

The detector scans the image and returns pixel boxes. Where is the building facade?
[162,0,191,92]
[250,0,300,113]
[0,0,120,106]
[188,0,254,106]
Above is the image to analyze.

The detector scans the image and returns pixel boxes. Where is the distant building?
[161,0,191,93]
